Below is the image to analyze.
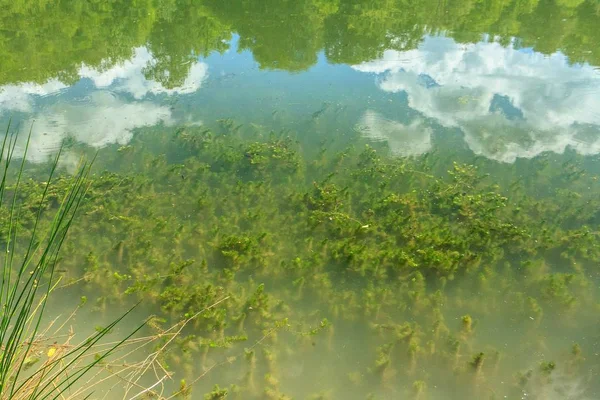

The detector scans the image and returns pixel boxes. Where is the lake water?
[2,1,600,399]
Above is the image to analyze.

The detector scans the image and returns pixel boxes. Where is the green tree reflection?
[0,0,598,85]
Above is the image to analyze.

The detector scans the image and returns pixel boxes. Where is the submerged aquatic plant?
[0,128,143,399]
[8,119,600,399]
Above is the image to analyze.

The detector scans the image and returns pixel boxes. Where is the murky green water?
[2,0,600,399]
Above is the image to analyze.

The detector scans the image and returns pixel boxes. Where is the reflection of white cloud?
[79,47,208,99]
[0,46,206,162]
[0,80,67,112]
[20,91,173,163]
[0,46,207,113]
[357,110,432,156]
[353,36,600,162]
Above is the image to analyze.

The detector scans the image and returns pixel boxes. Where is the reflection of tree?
[205,0,337,71]
[206,0,600,70]
[323,0,426,64]
[0,0,230,87]
[0,0,154,85]
[436,0,540,43]
[0,0,598,85]
[519,0,600,65]
[142,1,230,88]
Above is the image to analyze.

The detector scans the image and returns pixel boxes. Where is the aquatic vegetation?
[0,130,145,400]
[9,119,600,399]
[0,0,598,399]
[204,384,228,399]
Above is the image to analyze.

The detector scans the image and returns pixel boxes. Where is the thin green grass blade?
[15,164,93,397]
[1,125,32,337]
[0,119,14,203]
[29,305,145,400]
[0,127,33,392]
[7,159,90,397]
[1,146,67,388]
[0,127,139,400]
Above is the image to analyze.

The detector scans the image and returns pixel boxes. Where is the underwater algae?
[8,120,600,399]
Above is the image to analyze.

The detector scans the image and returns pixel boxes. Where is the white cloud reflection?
[0,47,207,162]
[358,110,432,156]
[353,36,600,163]
[0,80,68,113]
[19,91,173,163]
[79,47,208,99]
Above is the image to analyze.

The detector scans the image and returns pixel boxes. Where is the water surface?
[2,1,600,399]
